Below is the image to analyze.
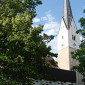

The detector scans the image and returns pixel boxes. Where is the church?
[57,0,83,85]
[32,0,84,85]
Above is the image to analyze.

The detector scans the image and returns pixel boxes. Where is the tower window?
[72,35,74,40]
[62,36,63,39]
[72,35,76,41]
[74,36,76,40]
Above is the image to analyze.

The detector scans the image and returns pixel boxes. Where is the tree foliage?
[0,0,57,84]
[72,10,85,81]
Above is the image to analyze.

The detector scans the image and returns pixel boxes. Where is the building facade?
[57,0,83,85]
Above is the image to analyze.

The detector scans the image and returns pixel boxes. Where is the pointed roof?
[62,0,73,29]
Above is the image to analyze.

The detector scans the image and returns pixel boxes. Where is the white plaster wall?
[68,18,80,49]
[32,79,76,85]
[57,19,69,51]
[57,18,80,51]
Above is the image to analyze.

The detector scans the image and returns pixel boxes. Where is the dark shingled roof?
[62,0,73,29]
[47,68,76,83]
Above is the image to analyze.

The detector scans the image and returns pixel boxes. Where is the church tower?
[57,0,80,70]
[57,0,84,84]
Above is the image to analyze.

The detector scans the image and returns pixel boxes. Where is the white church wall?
[31,79,76,85]
[58,18,80,52]
[68,18,80,49]
[57,19,69,51]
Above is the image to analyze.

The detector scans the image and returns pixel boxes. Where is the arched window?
[72,35,76,41]
[72,35,74,40]
[62,36,63,39]
[74,36,76,40]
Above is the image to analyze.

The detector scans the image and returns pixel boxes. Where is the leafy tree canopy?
[0,0,57,84]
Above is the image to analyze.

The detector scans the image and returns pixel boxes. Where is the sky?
[33,0,85,54]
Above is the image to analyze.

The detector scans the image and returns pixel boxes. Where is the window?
[74,36,76,40]
[72,35,76,41]
[62,36,63,39]
[72,35,73,39]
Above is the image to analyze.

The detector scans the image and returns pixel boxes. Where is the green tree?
[72,10,85,81]
[0,0,57,84]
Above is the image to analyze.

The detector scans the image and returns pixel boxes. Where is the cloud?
[41,10,60,54]
[41,11,60,35]
[80,36,82,41]
[53,57,57,62]
[32,25,38,27]
[44,21,59,30]
[33,11,60,54]
[33,18,40,23]
[41,16,48,21]
[41,10,54,22]
[47,37,58,53]
[45,29,55,35]
[80,35,84,41]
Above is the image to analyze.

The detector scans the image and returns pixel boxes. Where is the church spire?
[62,0,73,29]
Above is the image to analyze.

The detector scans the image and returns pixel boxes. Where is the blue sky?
[33,0,85,53]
